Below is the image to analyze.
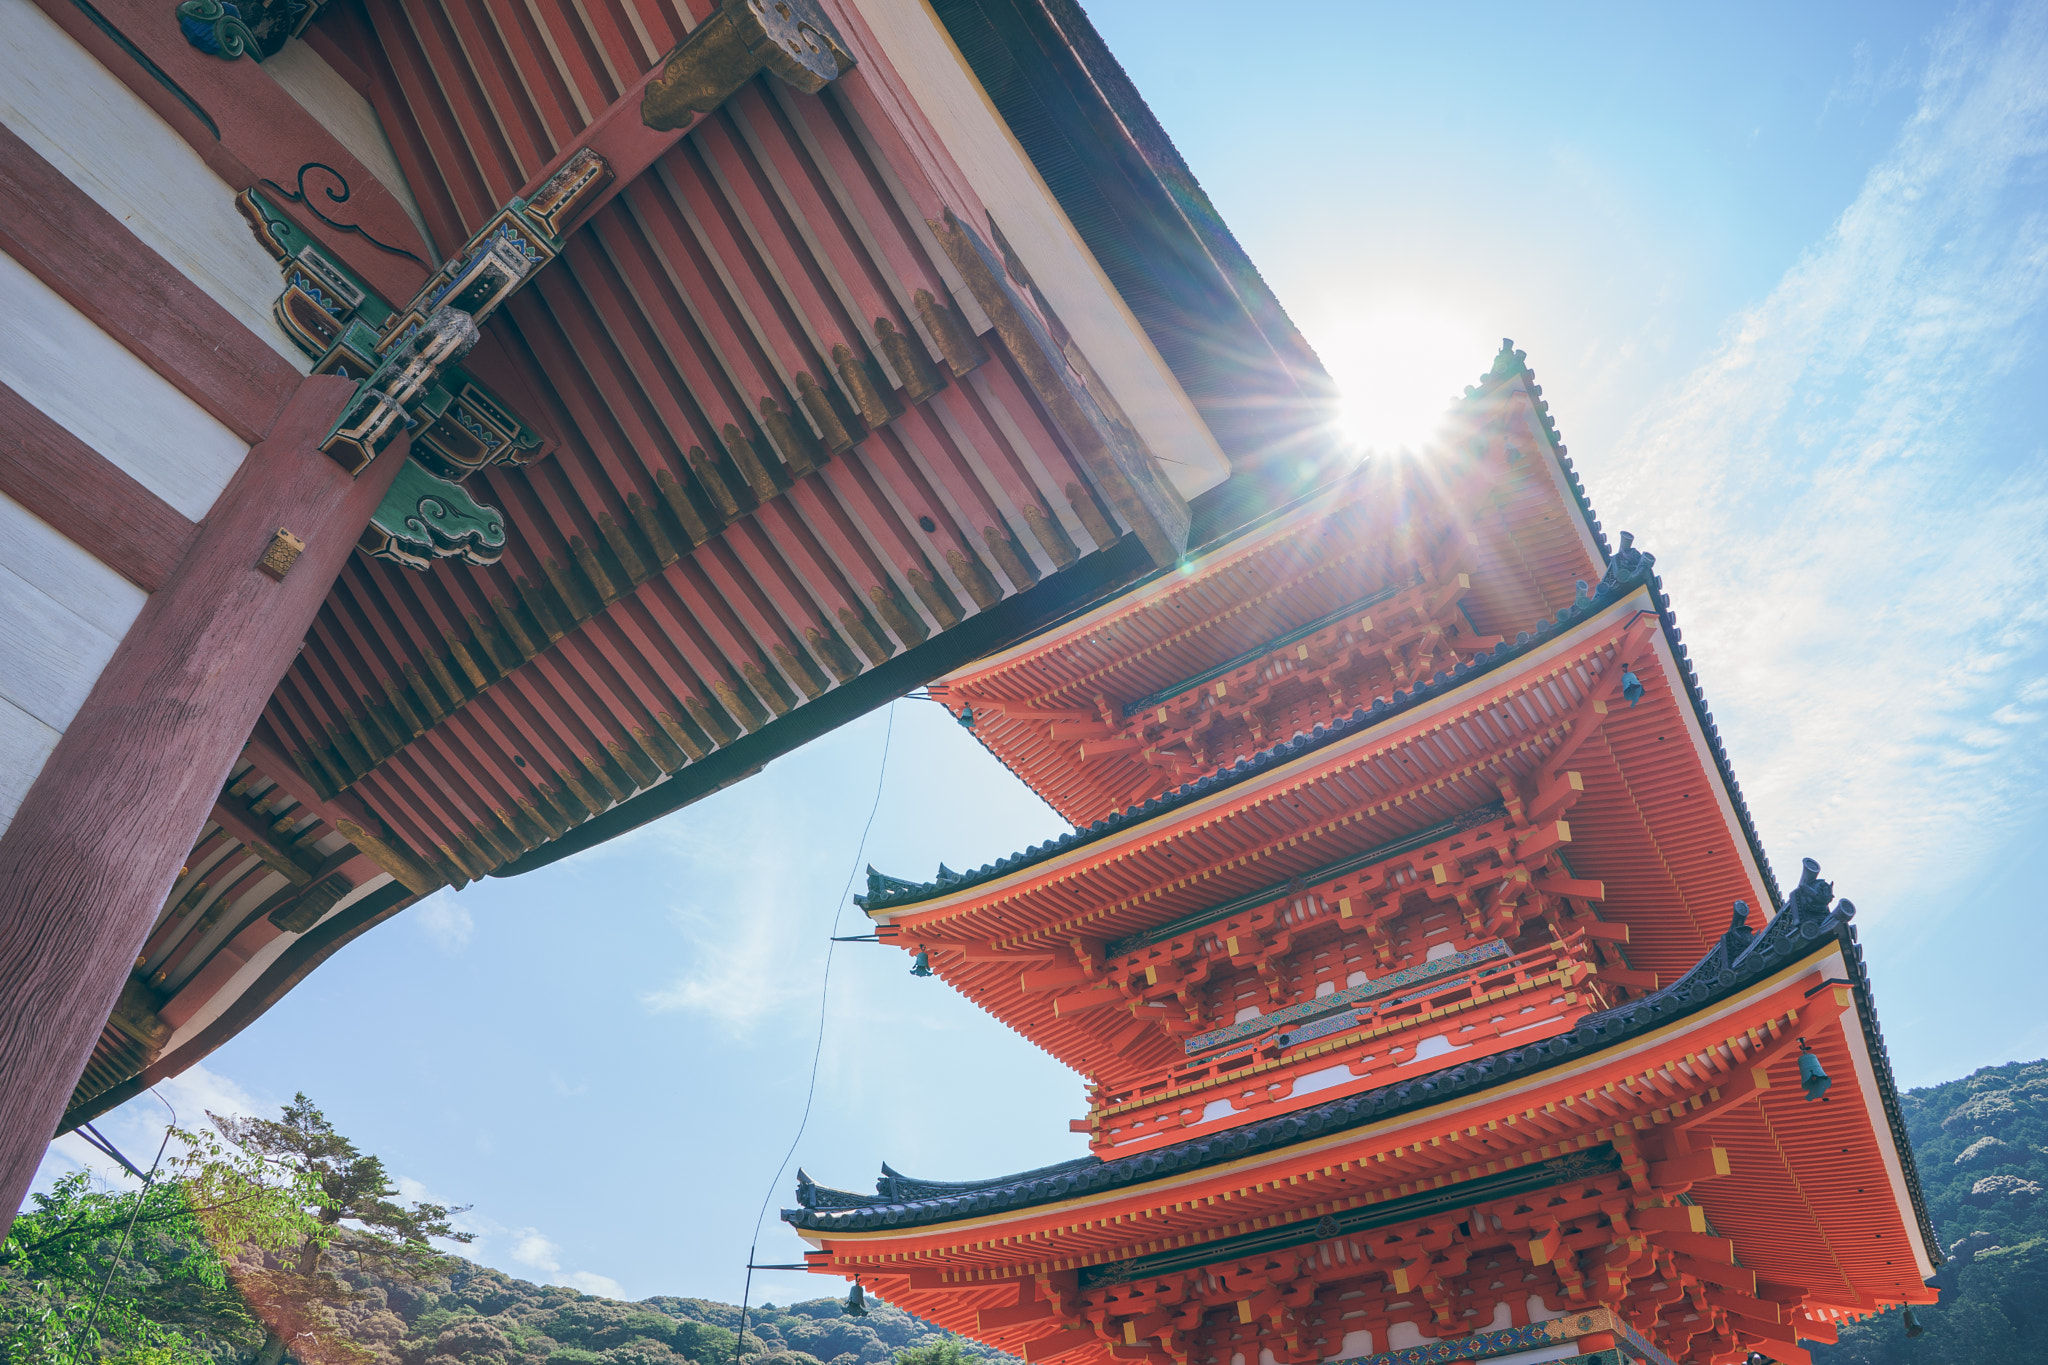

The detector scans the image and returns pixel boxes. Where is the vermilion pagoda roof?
[860,544,1775,990]
[930,346,1616,827]
[785,873,1935,1365]
[873,544,1761,900]
[795,872,1926,1249]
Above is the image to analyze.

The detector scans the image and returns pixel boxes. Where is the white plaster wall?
[845,0,1232,500]
[264,39,438,259]
[0,248,250,520]
[0,244,239,844]
[0,489,149,836]
[0,0,308,371]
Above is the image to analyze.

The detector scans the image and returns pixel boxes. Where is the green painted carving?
[177,0,327,61]
[360,459,508,573]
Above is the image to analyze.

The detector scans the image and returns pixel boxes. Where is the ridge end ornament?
[641,0,855,132]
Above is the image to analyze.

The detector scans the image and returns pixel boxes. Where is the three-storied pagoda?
[784,346,1937,1365]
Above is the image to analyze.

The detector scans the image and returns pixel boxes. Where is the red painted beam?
[0,380,196,592]
[0,124,300,443]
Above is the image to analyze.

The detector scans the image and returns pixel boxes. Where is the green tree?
[209,1093,474,1365]
[893,1338,979,1365]
[0,1157,304,1364]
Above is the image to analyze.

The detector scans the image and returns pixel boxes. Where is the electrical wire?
[731,701,896,1363]
[70,1089,176,1365]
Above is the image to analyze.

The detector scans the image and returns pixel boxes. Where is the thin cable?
[70,1089,176,1365]
[732,702,896,1363]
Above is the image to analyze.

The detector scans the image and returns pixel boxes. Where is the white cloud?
[562,1271,626,1297]
[1593,0,2048,913]
[509,1228,562,1274]
[638,801,842,1036]
[495,1226,622,1297]
[414,892,474,953]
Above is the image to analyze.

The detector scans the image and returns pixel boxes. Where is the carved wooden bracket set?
[227,0,860,573]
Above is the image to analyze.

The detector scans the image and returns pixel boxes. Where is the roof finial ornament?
[857,864,921,908]
[1788,857,1835,923]
[1487,337,1528,382]
[1597,530,1654,594]
[1723,899,1754,960]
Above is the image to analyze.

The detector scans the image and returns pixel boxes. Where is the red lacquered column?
[0,376,403,1231]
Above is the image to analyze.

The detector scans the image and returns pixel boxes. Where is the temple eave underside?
[45,0,1346,1131]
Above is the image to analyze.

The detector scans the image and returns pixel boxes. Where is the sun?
[1312,308,1492,455]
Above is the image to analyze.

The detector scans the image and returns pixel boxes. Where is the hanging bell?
[1903,1306,1924,1338]
[1798,1042,1832,1102]
[957,704,976,729]
[844,1279,869,1318]
[910,950,934,977]
[1620,669,1645,707]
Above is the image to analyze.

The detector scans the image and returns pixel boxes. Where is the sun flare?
[1312,308,1493,455]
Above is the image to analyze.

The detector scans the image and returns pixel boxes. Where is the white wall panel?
[0,0,308,372]
[0,247,249,521]
[0,491,145,841]
[0,695,61,838]
[0,556,126,732]
[0,491,148,639]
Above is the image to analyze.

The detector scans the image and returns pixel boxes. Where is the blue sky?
[36,0,2048,1315]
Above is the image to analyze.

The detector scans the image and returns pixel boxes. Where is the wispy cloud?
[562,1270,626,1297]
[433,1204,627,1298]
[1597,0,2048,912]
[413,892,475,954]
[509,1228,562,1273]
[637,798,844,1036]
[498,1228,624,1298]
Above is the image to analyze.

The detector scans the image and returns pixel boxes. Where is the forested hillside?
[301,1251,1016,1365]
[1814,1057,2048,1365]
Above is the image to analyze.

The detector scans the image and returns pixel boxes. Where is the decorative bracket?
[316,149,610,477]
[177,0,329,61]
[641,0,854,131]
[358,460,508,572]
[235,156,603,571]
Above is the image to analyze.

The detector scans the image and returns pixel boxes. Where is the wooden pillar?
[0,374,402,1232]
